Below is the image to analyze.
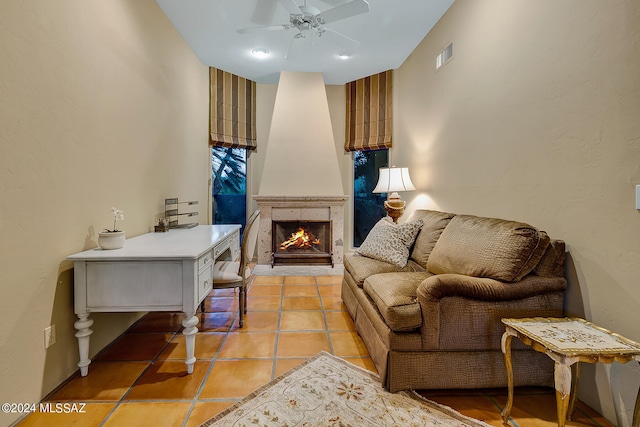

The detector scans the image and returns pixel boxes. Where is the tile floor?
[16,275,614,427]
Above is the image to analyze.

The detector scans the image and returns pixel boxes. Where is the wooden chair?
[210,210,260,327]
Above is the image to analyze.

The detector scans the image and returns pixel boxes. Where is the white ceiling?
[156,0,455,85]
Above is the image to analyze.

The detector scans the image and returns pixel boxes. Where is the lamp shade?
[372,167,416,193]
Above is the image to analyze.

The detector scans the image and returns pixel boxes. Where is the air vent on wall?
[436,43,453,70]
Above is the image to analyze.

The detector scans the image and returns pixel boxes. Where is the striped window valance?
[344,70,392,152]
[209,67,257,150]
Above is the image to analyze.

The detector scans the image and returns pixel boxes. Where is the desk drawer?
[198,263,213,301]
[214,237,232,258]
[86,261,183,309]
[197,251,214,270]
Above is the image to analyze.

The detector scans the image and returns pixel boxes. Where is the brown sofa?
[341,210,567,392]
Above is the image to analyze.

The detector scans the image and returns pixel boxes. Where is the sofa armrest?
[417,273,567,303]
[416,273,567,350]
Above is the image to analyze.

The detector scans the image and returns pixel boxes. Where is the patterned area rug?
[200,352,491,426]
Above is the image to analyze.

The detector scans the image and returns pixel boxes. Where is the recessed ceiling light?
[338,52,351,60]
[251,48,269,58]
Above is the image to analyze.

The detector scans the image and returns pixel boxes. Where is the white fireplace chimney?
[258,71,344,196]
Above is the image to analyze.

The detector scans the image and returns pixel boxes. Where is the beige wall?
[394,0,640,425]
[0,1,209,424]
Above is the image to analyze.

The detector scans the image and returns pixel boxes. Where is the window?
[353,149,388,247]
[212,147,247,230]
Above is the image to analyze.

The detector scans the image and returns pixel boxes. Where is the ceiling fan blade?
[323,27,360,44]
[318,0,370,25]
[237,24,291,34]
[318,0,344,6]
[251,0,279,25]
[284,32,308,60]
[279,0,303,15]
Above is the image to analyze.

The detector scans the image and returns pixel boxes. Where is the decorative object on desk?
[200,351,491,427]
[154,217,169,232]
[372,166,416,223]
[98,207,125,249]
[165,198,199,229]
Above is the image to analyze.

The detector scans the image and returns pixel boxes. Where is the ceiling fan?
[238,0,370,58]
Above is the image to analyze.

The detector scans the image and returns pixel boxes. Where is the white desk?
[68,225,241,376]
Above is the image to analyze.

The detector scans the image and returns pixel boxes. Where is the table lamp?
[372,167,416,223]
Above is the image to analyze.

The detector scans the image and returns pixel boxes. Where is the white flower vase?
[98,231,126,250]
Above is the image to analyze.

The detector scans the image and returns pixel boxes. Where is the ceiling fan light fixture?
[251,48,270,58]
[238,0,370,64]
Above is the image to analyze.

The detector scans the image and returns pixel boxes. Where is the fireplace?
[272,220,333,267]
[253,73,347,271]
[253,196,348,269]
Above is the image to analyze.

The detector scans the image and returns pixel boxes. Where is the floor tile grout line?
[192,276,257,385]
[112,287,242,422]
[118,342,175,403]
[575,405,608,427]
[97,402,120,427]
[316,277,337,356]
[193,324,232,399]
[484,388,607,427]
[484,394,519,427]
[181,394,201,426]
[187,288,243,426]
[94,328,180,363]
[99,326,198,427]
[271,275,284,379]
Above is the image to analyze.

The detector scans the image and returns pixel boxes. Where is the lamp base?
[383,198,406,223]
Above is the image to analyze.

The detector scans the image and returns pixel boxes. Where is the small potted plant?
[98,208,125,250]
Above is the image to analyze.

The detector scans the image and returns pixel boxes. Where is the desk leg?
[567,362,581,421]
[554,362,572,427]
[501,332,514,426]
[182,312,199,374]
[74,314,94,377]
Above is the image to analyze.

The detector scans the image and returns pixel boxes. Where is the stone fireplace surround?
[253,196,348,272]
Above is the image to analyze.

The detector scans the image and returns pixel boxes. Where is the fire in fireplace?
[280,227,321,250]
[272,220,333,267]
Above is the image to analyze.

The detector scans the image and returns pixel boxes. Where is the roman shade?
[344,70,393,152]
[209,68,257,150]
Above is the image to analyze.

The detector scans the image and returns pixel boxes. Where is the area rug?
[200,351,491,426]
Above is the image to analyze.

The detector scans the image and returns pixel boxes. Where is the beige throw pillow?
[405,210,455,268]
[426,215,550,282]
[356,218,424,267]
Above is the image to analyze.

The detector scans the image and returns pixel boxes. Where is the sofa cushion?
[344,253,425,287]
[533,238,565,277]
[427,215,550,282]
[356,218,424,267]
[405,210,456,268]
[363,272,432,332]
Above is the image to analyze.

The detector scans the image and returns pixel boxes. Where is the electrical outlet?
[44,325,56,349]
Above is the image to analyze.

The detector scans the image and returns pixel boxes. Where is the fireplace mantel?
[253,195,349,266]
[253,196,349,207]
